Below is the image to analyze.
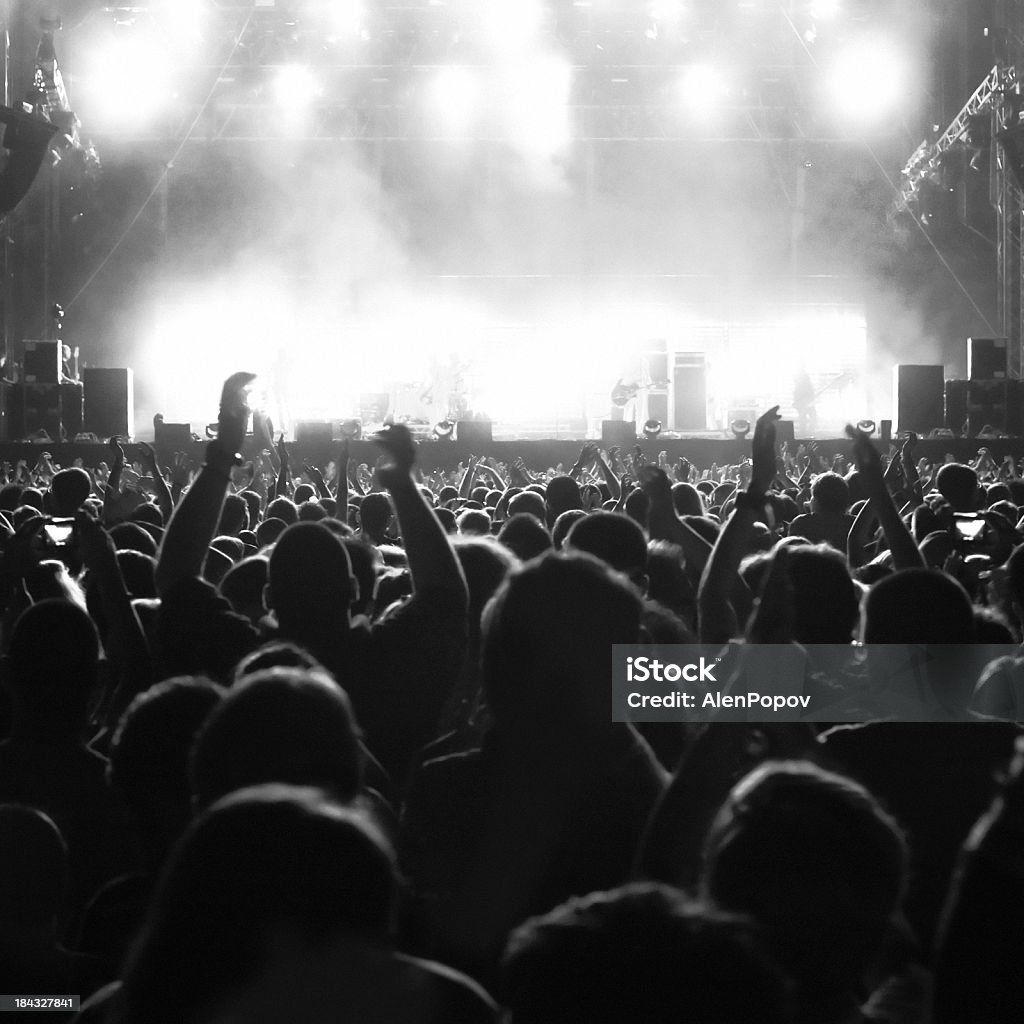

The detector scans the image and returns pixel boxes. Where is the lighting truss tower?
[896,64,1023,376]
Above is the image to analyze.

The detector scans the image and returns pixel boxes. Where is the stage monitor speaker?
[967,337,1008,381]
[880,419,892,445]
[672,354,707,431]
[945,379,968,434]
[893,364,944,434]
[602,420,636,445]
[60,382,83,438]
[22,340,61,384]
[647,391,669,427]
[456,420,492,447]
[776,420,795,443]
[20,384,61,439]
[295,421,333,445]
[965,379,1024,435]
[155,422,192,451]
[84,368,134,439]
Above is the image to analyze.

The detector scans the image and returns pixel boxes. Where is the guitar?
[611,379,670,407]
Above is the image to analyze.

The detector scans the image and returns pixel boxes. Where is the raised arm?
[138,442,174,524]
[155,373,255,597]
[376,423,468,609]
[697,406,779,645]
[846,424,924,571]
[77,510,151,729]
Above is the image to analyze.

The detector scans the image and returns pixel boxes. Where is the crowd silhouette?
[0,375,1020,1021]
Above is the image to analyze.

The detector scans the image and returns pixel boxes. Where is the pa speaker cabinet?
[776,420,796,443]
[893,365,944,434]
[20,383,61,439]
[60,382,83,438]
[967,337,1008,381]
[672,354,707,431]
[602,420,636,445]
[647,391,669,427]
[966,380,1018,434]
[295,421,333,445]
[155,422,192,451]
[84,367,134,439]
[22,340,61,384]
[456,420,492,446]
[945,380,968,434]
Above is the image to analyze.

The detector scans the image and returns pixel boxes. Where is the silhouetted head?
[50,467,92,516]
[565,511,648,587]
[482,552,642,738]
[498,513,553,563]
[118,786,396,1024]
[936,463,980,512]
[503,883,790,1024]
[704,761,906,1021]
[267,522,355,634]
[7,600,99,733]
[190,668,363,809]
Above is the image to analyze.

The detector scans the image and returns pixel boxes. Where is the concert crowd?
[1,372,1023,1022]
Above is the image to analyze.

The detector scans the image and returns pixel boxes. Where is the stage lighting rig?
[642,419,662,439]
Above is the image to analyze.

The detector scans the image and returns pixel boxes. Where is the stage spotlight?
[328,0,365,37]
[433,419,455,440]
[78,30,174,128]
[730,418,751,439]
[503,58,572,160]
[429,67,479,133]
[826,37,908,126]
[340,419,362,440]
[809,0,841,19]
[643,419,663,439]
[679,64,728,118]
[857,419,877,435]
[271,65,319,110]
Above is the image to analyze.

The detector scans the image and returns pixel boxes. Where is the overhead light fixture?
[642,419,662,439]
[730,418,751,439]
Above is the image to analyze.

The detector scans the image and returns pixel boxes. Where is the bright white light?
[428,67,479,134]
[809,0,841,19]
[480,0,547,53]
[149,0,208,44]
[502,58,573,162]
[271,65,320,110]
[651,0,685,25]
[679,64,729,117]
[328,0,365,37]
[827,37,909,125]
[77,30,175,129]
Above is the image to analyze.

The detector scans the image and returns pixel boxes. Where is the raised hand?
[276,433,289,471]
[749,406,782,496]
[110,436,126,475]
[138,441,161,478]
[169,452,193,490]
[845,423,882,479]
[214,372,256,460]
[374,422,417,490]
[639,464,673,501]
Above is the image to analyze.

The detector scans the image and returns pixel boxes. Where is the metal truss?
[895,64,1014,215]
